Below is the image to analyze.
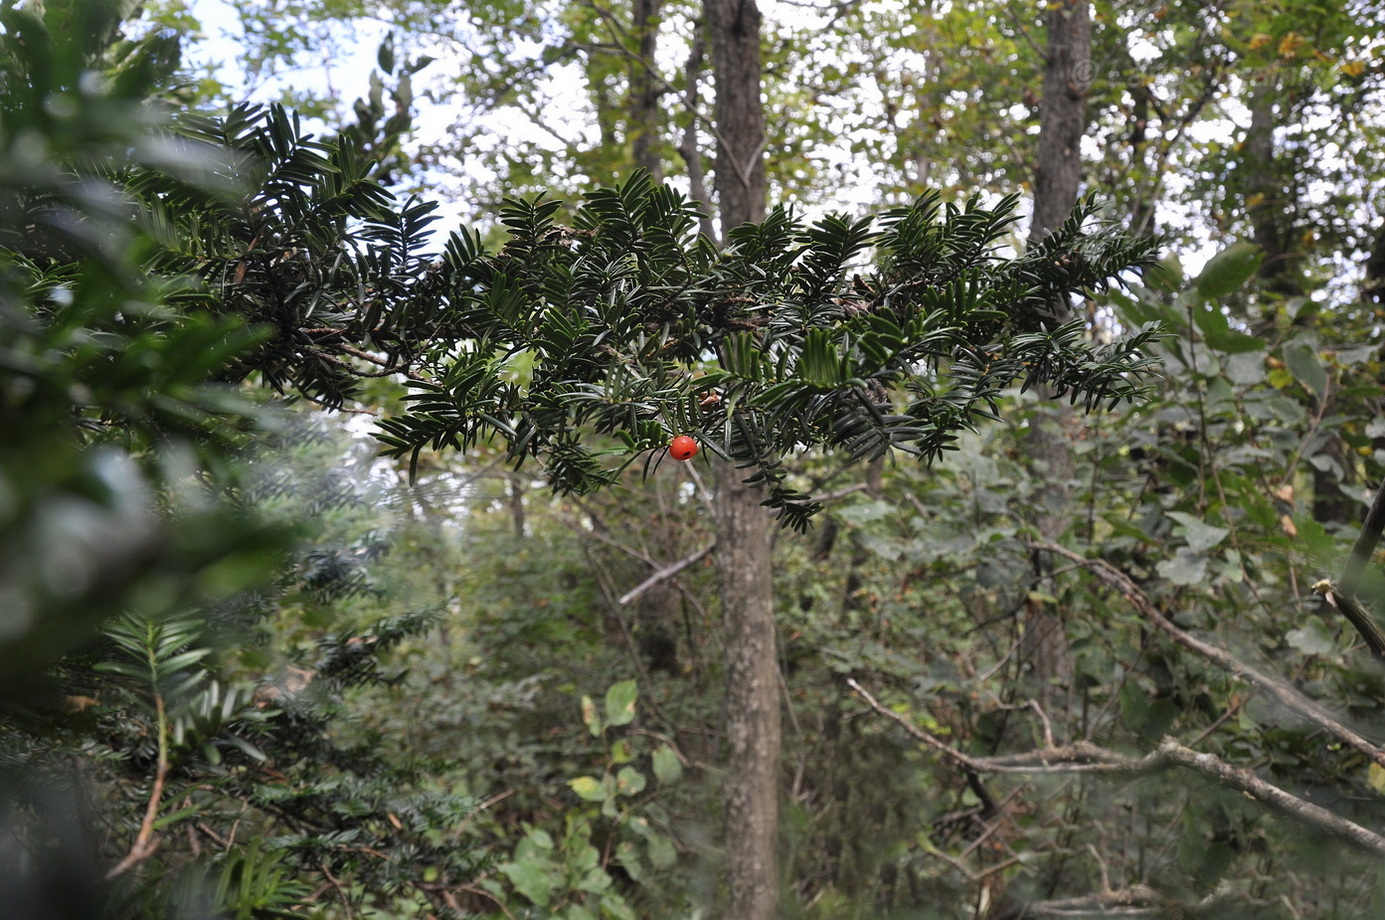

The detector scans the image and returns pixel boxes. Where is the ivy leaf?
[646,833,677,869]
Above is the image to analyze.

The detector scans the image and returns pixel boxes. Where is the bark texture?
[630,0,663,179]
[1021,0,1091,699]
[1029,0,1091,248]
[706,0,767,233]
[706,2,778,917]
[712,467,780,920]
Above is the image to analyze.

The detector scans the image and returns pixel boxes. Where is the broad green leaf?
[1225,351,1267,385]
[1335,344,1374,365]
[500,857,556,906]
[1166,511,1230,553]
[1205,328,1268,354]
[604,679,638,727]
[616,766,647,796]
[1290,514,1335,558]
[616,840,648,884]
[1157,549,1208,586]
[1283,341,1328,400]
[1194,241,1262,300]
[1147,254,1184,293]
[1286,616,1336,656]
[610,738,634,764]
[646,832,677,869]
[652,744,683,784]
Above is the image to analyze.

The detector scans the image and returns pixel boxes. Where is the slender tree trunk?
[1021,0,1090,707]
[678,24,716,240]
[711,468,780,920]
[1029,0,1090,248]
[1245,79,1301,301]
[705,2,778,918]
[630,0,663,179]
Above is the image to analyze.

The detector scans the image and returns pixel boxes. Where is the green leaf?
[1225,351,1267,385]
[646,832,677,869]
[604,679,637,727]
[1165,511,1230,553]
[651,744,683,784]
[1194,242,1262,300]
[500,858,555,906]
[1286,616,1336,656]
[1157,549,1208,586]
[569,776,608,802]
[1283,341,1328,400]
[1290,514,1335,558]
[616,766,646,796]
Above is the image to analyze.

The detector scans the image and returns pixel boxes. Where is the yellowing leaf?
[1248,33,1273,51]
[1341,59,1366,78]
[1278,32,1305,58]
[1280,514,1298,538]
[1370,762,1385,794]
[569,775,607,802]
[581,695,601,737]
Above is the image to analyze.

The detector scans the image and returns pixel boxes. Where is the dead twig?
[846,679,1385,858]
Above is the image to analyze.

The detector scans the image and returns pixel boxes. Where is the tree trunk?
[677,24,717,240]
[1029,0,1090,248]
[707,0,767,233]
[705,2,778,918]
[1021,0,1089,708]
[712,465,780,920]
[1245,79,1302,301]
[630,0,664,180]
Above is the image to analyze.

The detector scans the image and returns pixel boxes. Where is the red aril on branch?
[669,435,699,461]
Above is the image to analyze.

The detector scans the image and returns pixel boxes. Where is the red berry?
[669,435,699,461]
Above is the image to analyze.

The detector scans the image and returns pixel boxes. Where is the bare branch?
[618,542,715,605]
[1314,579,1385,662]
[846,679,1385,858]
[1030,541,1385,768]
